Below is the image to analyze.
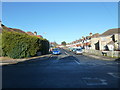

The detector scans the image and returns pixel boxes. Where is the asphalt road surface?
[2,48,120,88]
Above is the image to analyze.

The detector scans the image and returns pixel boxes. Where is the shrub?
[40,39,50,55]
[0,33,2,57]
[2,30,49,59]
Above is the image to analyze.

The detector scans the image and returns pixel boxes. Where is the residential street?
[2,48,120,88]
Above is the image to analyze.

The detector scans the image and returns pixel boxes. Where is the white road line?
[65,52,69,56]
[74,59,80,64]
[108,72,120,78]
[65,53,81,65]
[71,56,81,64]
[57,55,68,60]
[82,78,107,85]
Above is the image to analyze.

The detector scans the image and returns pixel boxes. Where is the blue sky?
[2,2,118,44]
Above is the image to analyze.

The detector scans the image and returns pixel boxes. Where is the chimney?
[34,31,37,35]
[89,33,92,36]
[82,36,85,39]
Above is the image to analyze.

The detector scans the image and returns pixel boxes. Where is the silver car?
[75,49,82,55]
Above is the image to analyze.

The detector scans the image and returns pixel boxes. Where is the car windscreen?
[53,49,59,51]
[76,49,82,51]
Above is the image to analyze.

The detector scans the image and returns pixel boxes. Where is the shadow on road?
[115,58,120,61]
[2,55,51,67]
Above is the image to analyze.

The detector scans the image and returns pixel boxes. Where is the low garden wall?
[83,49,120,58]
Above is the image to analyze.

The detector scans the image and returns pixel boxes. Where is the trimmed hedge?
[0,33,2,57]
[2,30,49,59]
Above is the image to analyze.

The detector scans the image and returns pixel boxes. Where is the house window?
[111,35,115,42]
[94,41,100,50]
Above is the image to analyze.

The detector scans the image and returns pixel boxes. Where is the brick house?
[91,28,120,51]
[67,28,120,51]
[26,31,43,38]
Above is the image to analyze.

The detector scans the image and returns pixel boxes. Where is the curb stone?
[0,54,52,66]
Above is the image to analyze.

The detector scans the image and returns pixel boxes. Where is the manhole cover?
[108,73,120,78]
[82,78,107,85]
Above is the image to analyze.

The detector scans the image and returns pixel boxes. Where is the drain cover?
[82,78,107,85]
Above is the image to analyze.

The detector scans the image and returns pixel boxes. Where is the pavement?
[82,53,118,61]
[0,54,52,66]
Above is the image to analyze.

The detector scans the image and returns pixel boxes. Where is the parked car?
[52,48,61,55]
[75,48,83,55]
[72,48,77,53]
[69,47,73,52]
[49,48,53,53]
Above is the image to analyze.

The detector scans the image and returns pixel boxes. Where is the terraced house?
[91,28,120,51]
[26,31,43,38]
[67,28,120,58]
[68,28,120,51]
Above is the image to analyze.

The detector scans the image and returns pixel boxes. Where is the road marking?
[65,52,69,56]
[56,55,68,60]
[82,77,107,85]
[74,59,80,64]
[70,55,81,64]
[108,72,120,78]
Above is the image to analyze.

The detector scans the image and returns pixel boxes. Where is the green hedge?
[2,30,49,59]
[0,33,2,57]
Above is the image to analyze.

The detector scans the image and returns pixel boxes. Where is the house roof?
[2,24,26,34]
[76,44,82,47]
[100,28,120,36]
[11,28,26,33]
[91,33,100,38]
[86,36,91,39]
[83,42,91,46]
[36,35,43,38]
[26,32,43,38]
[26,32,34,35]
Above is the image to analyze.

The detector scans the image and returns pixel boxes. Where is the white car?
[75,49,82,55]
